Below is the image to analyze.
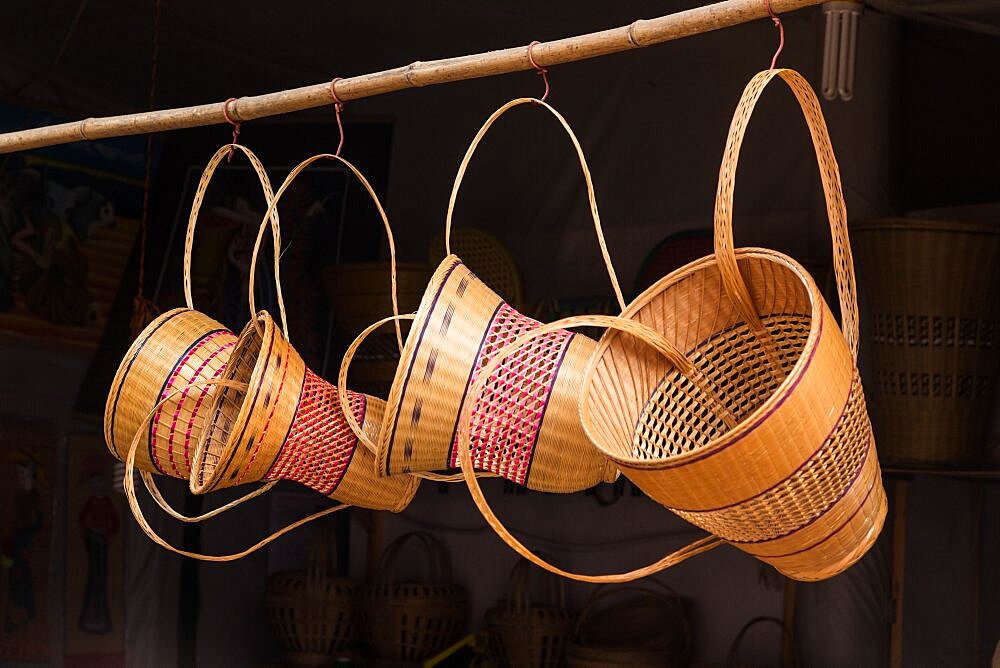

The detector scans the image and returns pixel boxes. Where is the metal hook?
[222,97,241,162]
[527,41,550,102]
[763,0,785,71]
[329,78,345,157]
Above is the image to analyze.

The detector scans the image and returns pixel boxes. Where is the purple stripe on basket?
[445,301,505,470]
[326,392,365,496]
[521,332,577,485]
[759,445,879,559]
[423,349,439,382]
[456,274,470,297]
[671,373,855,513]
[108,309,185,464]
[147,327,228,475]
[384,259,461,475]
[641,306,826,472]
[731,432,874,546]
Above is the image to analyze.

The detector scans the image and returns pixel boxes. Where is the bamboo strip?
[0,0,822,154]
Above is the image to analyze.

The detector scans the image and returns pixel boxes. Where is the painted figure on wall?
[77,454,118,634]
[1,448,43,634]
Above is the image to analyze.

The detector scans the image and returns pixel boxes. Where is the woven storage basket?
[575,69,886,581]
[853,218,1000,465]
[324,262,430,340]
[191,309,418,511]
[566,582,689,667]
[105,308,236,477]
[428,227,523,310]
[485,558,575,668]
[343,97,624,492]
[265,524,358,665]
[363,531,466,661]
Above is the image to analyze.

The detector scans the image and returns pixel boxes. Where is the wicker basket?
[191,309,419,511]
[566,582,689,667]
[265,523,358,665]
[853,218,1000,465]
[428,227,523,311]
[363,532,466,661]
[324,262,430,340]
[104,308,237,477]
[575,69,886,581]
[485,559,575,668]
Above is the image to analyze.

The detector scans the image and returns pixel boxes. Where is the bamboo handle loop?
[445,97,626,312]
[714,68,858,358]
[456,314,726,583]
[507,557,566,611]
[123,378,348,561]
[183,143,288,334]
[139,470,276,522]
[337,312,497,481]
[573,581,685,638]
[247,152,403,350]
[373,531,452,589]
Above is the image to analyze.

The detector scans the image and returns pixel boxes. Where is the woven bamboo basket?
[428,227,523,311]
[104,308,235,477]
[191,309,418,511]
[342,97,625,492]
[576,69,886,581]
[485,558,575,668]
[363,532,466,661]
[853,218,1000,465]
[265,523,358,665]
[324,262,430,340]
[566,582,689,667]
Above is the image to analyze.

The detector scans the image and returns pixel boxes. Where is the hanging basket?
[362,531,466,661]
[191,309,419,511]
[578,69,886,581]
[485,558,575,668]
[853,218,1000,466]
[104,308,236,477]
[566,582,690,667]
[265,523,358,665]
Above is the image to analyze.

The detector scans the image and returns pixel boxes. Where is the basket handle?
[445,97,626,313]
[455,313,726,583]
[714,69,858,359]
[337,313,499,482]
[183,143,288,335]
[725,616,797,668]
[245,153,403,351]
[506,557,566,612]
[373,531,452,589]
[122,378,349,561]
[573,581,682,636]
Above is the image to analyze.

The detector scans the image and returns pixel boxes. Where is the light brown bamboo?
[0,0,822,154]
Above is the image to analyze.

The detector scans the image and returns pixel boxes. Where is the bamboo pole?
[0,0,822,154]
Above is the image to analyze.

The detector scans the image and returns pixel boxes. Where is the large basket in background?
[265,524,358,665]
[104,308,236,477]
[363,532,466,661]
[192,310,419,511]
[580,69,885,581]
[429,227,523,310]
[366,255,616,491]
[566,582,690,667]
[485,558,575,668]
[853,218,1000,466]
[324,262,430,340]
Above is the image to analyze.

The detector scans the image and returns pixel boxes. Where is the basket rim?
[373,254,462,464]
[580,247,826,470]
[190,311,277,493]
[851,217,1000,235]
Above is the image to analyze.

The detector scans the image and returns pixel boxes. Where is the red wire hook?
[527,41,550,102]
[763,0,785,70]
[329,78,345,157]
[222,98,241,162]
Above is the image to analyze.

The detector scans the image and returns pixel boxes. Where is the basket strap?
[123,378,348,561]
[139,470,276,522]
[337,312,499,482]
[374,531,451,588]
[246,153,403,351]
[714,68,858,359]
[183,143,288,334]
[445,97,626,312]
[455,313,725,583]
[507,557,565,611]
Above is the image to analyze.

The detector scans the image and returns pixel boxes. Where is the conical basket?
[580,69,886,581]
[193,310,418,511]
[372,255,616,492]
[104,308,236,477]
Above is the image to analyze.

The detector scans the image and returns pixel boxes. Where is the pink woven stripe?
[179,341,235,470]
[448,303,573,485]
[152,331,234,475]
[236,345,291,484]
[266,368,365,495]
